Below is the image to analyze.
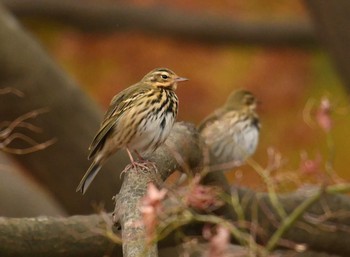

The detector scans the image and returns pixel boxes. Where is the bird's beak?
[175,77,188,83]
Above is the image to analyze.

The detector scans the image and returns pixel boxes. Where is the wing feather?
[88,84,152,159]
[198,108,225,132]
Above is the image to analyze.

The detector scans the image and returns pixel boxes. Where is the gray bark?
[1,187,350,256]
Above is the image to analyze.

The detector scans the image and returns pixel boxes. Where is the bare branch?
[0,214,122,257]
[114,122,203,257]
[1,137,57,155]
[0,108,56,154]
[3,0,316,47]
[1,186,350,256]
[0,87,24,97]
[0,109,48,140]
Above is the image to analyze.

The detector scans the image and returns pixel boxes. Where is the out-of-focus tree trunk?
[0,3,129,215]
[0,153,65,217]
[304,0,350,93]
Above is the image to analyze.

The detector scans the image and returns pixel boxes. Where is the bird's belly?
[128,112,175,155]
[233,126,259,158]
[214,124,259,164]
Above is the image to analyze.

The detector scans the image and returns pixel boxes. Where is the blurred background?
[1,0,349,217]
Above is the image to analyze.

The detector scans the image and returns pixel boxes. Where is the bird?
[198,89,260,168]
[76,68,188,194]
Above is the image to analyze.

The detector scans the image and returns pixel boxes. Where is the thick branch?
[2,0,316,47]
[0,215,121,257]
[236,187,350,256]
[1,187,350,256]
[179,243,342,257]
[114,122,203,257]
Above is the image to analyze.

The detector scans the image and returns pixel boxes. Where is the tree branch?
[0,215,121,257]
[2,0,316,47]
[1,186,350,256]
[114,122,203,257]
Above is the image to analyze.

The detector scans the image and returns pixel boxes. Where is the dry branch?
[114,122,203,257]
[1,186,350,256]
[2,0,316,47]
[0,215,121,257]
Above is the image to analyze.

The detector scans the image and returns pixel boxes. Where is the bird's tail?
[76,161,102,195]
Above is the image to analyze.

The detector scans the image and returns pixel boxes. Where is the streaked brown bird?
[198,90,260,167]
[76,68,187,194]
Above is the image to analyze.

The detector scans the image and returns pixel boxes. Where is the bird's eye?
[244,96,254,105]
[161,74,169,79]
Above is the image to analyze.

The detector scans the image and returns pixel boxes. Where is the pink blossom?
[316,97,332,133]
[140,183,167,243]
[299,152,322,175]
[205,225,230,257]
[186,175,223,211]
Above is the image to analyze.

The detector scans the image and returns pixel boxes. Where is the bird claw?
[134,159,158,173]
[120,160,158,178]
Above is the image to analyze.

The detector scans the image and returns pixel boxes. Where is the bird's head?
[142,68,188,90]
[225,90,258,111]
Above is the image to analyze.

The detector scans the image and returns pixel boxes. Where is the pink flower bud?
[316,97,332,133]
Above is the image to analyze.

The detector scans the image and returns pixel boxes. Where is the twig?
[0,108,49,140]
[265,188,323,251]
[1,138,57,154]
[247,158,287,219]
[0,87,24,97]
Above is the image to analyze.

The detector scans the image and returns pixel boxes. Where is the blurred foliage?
[21,0,349,190]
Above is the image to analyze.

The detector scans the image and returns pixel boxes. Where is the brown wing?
[197,108,225,132]
[88,83,152,159]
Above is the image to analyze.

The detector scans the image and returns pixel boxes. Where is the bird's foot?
[120,160,158,177]
[133,159,158,173]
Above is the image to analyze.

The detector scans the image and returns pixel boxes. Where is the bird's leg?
[134,150,145,161]
[121,148,157,174]
[126,147,136,163]
[134,150,158,172]
[120,148,136,177]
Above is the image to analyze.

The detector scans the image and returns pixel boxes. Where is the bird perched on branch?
[76,68,187,194]
[198,90,260,168]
